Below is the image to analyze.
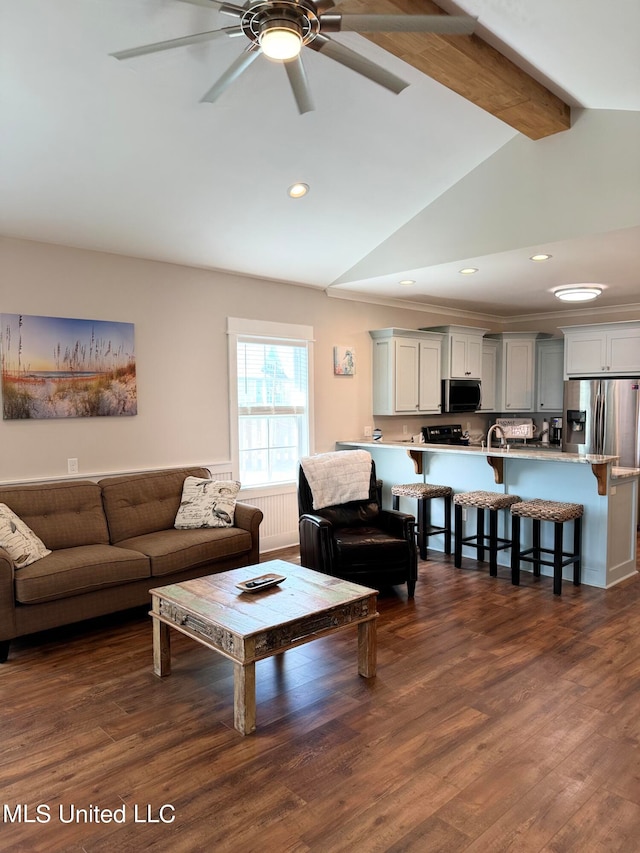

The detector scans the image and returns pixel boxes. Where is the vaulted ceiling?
[2,0,639,318]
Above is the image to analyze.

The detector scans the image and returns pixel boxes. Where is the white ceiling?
[2,0,640,319]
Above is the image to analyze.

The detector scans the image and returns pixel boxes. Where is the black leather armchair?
[298,460,417,597]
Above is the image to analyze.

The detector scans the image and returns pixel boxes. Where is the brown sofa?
[0,467,263,661]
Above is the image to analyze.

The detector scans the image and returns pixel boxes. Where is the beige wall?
[1,237,489,483]
[3,236,638,486]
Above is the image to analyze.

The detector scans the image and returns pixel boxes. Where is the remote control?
[244,578,275,589]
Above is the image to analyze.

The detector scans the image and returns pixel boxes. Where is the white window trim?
[227,317,315,491]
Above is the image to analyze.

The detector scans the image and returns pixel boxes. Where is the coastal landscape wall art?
[1,314,137,419]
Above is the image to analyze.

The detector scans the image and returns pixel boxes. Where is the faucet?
[486,423,507,451]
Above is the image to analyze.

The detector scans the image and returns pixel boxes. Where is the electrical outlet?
[67,458,78,474]
[402,424,408,434]
[364,426,372,437]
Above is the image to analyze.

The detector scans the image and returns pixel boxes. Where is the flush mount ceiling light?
[288,182,309,198]
[399,279,415,286]
[553,285,603,303]
[530,253,552,262]
[459,267,478,275]
[259,17,303,60]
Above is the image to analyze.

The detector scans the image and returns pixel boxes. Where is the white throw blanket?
[300,450,372,510]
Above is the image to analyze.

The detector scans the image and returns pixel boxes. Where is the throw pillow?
[0,503,52,568]
[174,477,241,529]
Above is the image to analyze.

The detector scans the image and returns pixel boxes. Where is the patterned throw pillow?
[174,477,241,529]
[0,503,52,568]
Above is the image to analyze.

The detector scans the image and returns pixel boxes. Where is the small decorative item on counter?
[460,431,470,446]
[542,420,550,445]
[372,428,383,441]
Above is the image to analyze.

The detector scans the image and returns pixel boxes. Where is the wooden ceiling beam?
[336,0,571,139]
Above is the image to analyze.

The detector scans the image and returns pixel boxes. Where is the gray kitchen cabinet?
[421,325,489,379]
[536,338,564,412]
[370,328,444,415]
[479,338,500,412]
[561,321,640,376]
[486,332,548,413]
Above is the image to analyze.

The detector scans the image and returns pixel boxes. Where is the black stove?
[422,424,465,445]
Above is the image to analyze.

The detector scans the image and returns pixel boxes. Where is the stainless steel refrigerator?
[563,377,640,467]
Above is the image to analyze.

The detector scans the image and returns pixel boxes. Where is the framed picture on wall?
[1,313,137,420]
[333,346,355,376]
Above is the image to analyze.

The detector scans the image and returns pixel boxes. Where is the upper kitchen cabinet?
[536,338,564,412]
[421,325,489,379]
[561,322,640,377]
[370,328,444,415]
[479,338,500,412]
[487,332,548,412]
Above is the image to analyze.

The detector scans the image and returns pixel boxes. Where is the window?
[228,319,313,488]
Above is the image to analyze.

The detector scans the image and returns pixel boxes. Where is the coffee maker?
[550,417,563,446]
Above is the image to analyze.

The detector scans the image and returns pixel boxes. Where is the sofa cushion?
[115,527,252,577]
[174,477,241,529]
[14,544,150,604]
[0,504,51,568]
[0,481,110,550]
[99,467,209,543]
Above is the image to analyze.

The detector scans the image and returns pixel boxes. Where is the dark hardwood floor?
[2,543,640,852]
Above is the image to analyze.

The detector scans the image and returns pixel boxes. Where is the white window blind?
[229,319,313,488]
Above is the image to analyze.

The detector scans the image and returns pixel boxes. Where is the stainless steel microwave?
[441,379,482,413]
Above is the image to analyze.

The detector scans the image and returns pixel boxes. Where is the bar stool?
[510,499,583,595]
[453,491,521,576]
[391,482,452,560]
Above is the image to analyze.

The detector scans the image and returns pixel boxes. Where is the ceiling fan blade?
[320,14,476,35]
[200,47,262,103]
[284,56,314,114]
[308,35,408,95]
[110,27,242,61]
[176,0,245,18]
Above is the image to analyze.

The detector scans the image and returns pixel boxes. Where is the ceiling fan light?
[553,285,603,302]
[259,23,303,60]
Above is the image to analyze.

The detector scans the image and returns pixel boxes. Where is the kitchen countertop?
[337,439,619,465]
[336,439,639,496]
[612,466,640,479]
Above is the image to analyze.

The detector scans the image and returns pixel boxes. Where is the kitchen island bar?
[337,441,639,589]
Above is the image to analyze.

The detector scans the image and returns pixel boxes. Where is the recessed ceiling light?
[288,182,309,198]
[399,279,415,286]
[553,285,603,302]
[459,267,478,275]
[530,253,552,262]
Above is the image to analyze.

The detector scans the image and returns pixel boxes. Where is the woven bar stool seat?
[453,491,520,511]
[391,482,453,560]
[392,483,452,500]
[511,499,584,524]
[453,491,521,577]
[510,499,583,595]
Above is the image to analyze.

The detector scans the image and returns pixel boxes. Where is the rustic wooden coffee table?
[150,560,378,735]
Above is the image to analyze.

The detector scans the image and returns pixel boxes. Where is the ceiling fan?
[111,0,476,113]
